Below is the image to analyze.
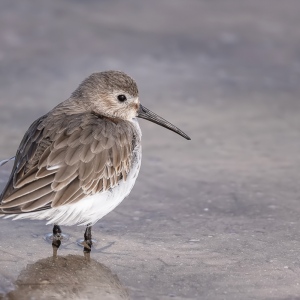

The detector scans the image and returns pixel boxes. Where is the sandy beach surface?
[0,1,300,299]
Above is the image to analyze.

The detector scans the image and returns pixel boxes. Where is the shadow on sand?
[4,255,129,300]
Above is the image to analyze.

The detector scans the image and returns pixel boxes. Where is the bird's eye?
[117,94,127,102]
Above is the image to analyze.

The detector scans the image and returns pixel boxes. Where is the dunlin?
[0,71,190,257]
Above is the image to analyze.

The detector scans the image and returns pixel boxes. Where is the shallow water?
[1,0,300,299]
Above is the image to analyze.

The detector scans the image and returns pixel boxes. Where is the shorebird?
[0,71,190,258]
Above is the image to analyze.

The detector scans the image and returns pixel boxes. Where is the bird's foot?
[52,225,63,259]
[83,225,92,261]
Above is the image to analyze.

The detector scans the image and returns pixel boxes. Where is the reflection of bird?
[0,71,190,257]
[6,255,130,299]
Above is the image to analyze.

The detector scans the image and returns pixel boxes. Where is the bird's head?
[71,70,139,121]
[71,70,190,140]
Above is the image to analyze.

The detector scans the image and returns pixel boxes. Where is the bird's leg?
[52,224,62,258]
[83,224,92,260]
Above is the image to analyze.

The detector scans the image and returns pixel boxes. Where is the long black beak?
[137,105,191,140]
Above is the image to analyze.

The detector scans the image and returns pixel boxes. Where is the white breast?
[12,119,142,226]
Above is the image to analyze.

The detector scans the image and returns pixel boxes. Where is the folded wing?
[0,112,137,213]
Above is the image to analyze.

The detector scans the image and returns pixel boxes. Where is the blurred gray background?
[0,1,300,299]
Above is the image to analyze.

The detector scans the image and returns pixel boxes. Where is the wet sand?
[1,0,300,299]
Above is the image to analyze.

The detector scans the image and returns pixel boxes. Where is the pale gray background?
[0,0,300,299]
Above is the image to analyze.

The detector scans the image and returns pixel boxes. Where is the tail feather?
[0,157,15,167]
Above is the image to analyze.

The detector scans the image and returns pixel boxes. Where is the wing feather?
[3,175,55,203]
[1,185,53,208]
[52,178,81,207]
[51,172,78,191]
[54,164,78,182]
[79,159,95,181]
[21,193,53,212]
[47,148,67,166]
[79,144,95,163]
[36,166,58,179]
[67,130,82,147]
[0,111,139,214]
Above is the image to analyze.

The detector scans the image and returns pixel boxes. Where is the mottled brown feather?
[0,111,138,214]
[14,167,38,188]
[1,185,53,208]
[3,176,55,203]
[52,178,81,207]
[52,172,78,191]
[21,193,53,212]
[54,164,78,182]
[36,167,57,179]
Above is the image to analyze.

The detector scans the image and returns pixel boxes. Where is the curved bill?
[137,105,191,140]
